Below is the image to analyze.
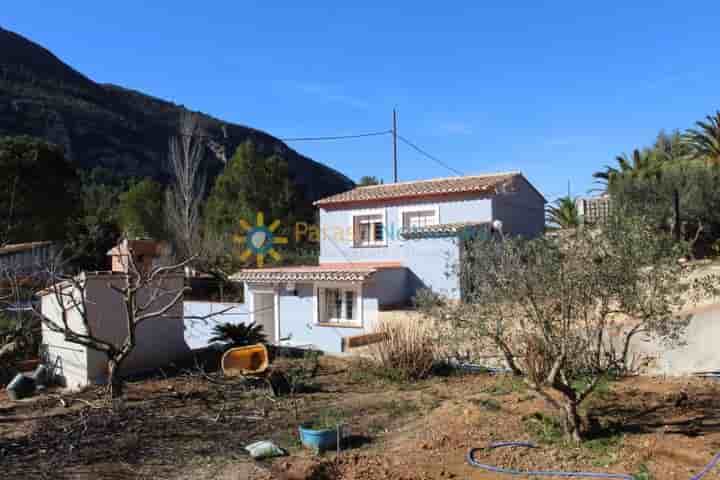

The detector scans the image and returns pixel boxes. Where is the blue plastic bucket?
[298,424,338,453]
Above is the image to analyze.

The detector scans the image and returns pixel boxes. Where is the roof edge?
[314,171,522,206]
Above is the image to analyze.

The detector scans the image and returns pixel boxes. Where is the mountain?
[0,26,354,200]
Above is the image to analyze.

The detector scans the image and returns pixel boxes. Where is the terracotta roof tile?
[315,172,521,207]
[399,222,490,238]
[230,262,403,283]
[0,241,54,257]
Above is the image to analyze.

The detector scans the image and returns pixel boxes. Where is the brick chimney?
[107,239,163,274]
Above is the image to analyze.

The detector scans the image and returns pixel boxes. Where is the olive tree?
[426,215,700,442]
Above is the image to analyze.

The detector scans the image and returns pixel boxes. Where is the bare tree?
[0,259,43,362]
[422,214,704,442]
[37,246,194,399]
[0,238,240,402]
[166,111,207,259]
[0,265,22,360]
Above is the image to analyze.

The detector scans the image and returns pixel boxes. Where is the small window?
[373,222,384,242]
[353,213,385,247]
[402,209,438,230]
[322,288,340,320]
[318,287,359,324]
[344,290,355,320]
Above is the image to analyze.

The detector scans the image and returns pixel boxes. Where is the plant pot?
[298,423,339,453]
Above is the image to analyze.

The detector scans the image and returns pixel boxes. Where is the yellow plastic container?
[221,344,269,376]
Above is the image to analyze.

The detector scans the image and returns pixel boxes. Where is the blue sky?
[3,2,720,201]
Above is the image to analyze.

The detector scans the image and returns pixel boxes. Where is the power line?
[280,130,392,142]
[397,134,464,176]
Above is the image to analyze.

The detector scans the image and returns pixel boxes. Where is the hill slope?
[0,26,354,200]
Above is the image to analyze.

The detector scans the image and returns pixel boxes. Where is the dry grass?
[366,315,436,381]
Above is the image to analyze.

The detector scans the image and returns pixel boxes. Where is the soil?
[1,353,719,480]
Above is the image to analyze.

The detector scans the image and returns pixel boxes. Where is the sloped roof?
[315,172,522,207]
[230,262,403,283]
[0,241,54,257]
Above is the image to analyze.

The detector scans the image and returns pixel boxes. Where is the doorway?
[252,292,276,342]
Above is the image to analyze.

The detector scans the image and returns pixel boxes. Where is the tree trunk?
[562,400,583,443]
[107,358,124,400]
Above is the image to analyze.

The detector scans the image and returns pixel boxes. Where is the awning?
[400,222,490,239]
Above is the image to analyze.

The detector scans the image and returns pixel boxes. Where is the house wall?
[365,268,409,308]
[319,196,492,300]
[261,282,378,353]
[41,273,190,388]
[41,293,90,389]
[319,196,492,263]
[183,301,250,350]
[491,176,546,238]
[87,274,189,378]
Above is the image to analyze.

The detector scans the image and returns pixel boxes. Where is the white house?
[231,171,546,353]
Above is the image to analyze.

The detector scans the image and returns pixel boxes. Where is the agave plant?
[683,111,720,165]
[209,322,267,347]
[545,196,580,229]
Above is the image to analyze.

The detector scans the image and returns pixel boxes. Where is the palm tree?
[592,149,661,189]
[683,111,720,165]
[209,322,267,347]
[546,196,580,229]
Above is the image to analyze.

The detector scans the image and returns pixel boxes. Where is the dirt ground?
[1,353,719,480]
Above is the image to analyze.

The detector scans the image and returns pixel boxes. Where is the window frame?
[313,283,363,328]
[350,208,387,247]
[398,205,440,232]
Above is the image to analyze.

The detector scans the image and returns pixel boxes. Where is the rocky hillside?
[0,26,354,200]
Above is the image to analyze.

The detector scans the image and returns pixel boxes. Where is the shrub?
[366,315,436,381]
[209,322,267,347]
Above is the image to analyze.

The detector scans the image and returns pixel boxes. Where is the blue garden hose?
[467,441,720,480]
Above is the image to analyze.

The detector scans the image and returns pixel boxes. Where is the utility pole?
[392,109,398,183]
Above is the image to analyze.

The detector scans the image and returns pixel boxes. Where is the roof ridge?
[353,170,521,190]
[315,171,525,206]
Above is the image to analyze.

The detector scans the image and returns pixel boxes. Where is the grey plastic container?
[6,373,36,401]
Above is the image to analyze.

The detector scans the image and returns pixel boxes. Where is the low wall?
[376,306,720,376]
[629,303,720,376]
[183,301,250,350]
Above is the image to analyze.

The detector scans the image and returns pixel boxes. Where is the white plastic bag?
[244,440,287,459]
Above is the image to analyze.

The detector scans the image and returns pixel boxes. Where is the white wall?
[183,301,250,350]
[41,273,190,388]
[319,196,493,264]
[41,292,90,389]
[628,303,720,375]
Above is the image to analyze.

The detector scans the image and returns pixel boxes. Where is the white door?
[253,292,276,342]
